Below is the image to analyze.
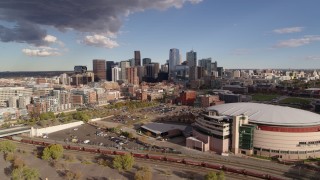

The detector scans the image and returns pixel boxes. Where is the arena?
[186,102,320,160]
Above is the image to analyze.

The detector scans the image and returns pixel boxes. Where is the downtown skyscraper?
[134,51,141,66]
[92,59,106,82]
[187,50,197,67]
[169,48,180,76]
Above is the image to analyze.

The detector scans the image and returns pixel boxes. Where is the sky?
[0,0,320,71]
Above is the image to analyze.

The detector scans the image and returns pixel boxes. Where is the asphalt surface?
[48,123,149,151]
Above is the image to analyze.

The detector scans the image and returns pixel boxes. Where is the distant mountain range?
[0,71,74,78]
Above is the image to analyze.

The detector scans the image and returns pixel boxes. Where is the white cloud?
[274,35,320,48]
[22,47,61,57]
[273,27,304,34]
[43,35,57,43]
[82,34,119,48]
[43,34,65,47]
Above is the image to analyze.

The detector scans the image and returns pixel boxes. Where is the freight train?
[8,137,283,180]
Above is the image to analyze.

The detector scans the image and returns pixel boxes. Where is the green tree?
[217,171,225,180]
[73,111,90,122]
[42,144,64,160]
[12,167,39,180]
[0,140,16,153]
[205,171,217,180]
[113,154,134,171]
[135,166,152,180]
[23,167,39,180]
[12,167,24,180]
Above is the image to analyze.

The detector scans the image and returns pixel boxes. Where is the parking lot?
[48,124,149,151]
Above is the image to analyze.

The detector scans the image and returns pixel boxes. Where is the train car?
[21,139,32,144]
[268,176,284,180]
[32,140,44,145]
[203,162,223,170]
[62,145,70,149]
[43,142,51,146]
[132,153,147,158]
[245,170,268,179]
[114,151,127,155]
[147,154,165,160]
[83,147,99,153]
[223,166,243,174]
[165,157,183,163]
[183,159,203,166]
[99,149,114,155]
[69,145,83,151]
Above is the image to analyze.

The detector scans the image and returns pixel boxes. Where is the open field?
[252,94,279,102]
[279,97,311,105]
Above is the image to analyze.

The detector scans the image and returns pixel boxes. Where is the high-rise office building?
[120,61,130,81]
[93,59,106,82]
[111,66,121,82]
[134,51,141,66]
[129,58,135,67]
[145,63,160,79]
[187,50,197,67]
[126,67,139,85]
[211,61,218,72]
[106,61,115,81]
[217,67,224,77]
[161,64,169,73]
[142,58,151,66]
[199,58,212,76]
[169,48,180,76]
[136,66,145,83]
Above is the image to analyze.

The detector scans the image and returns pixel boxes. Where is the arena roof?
[207,102,320,126]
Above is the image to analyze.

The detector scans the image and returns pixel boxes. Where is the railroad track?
[12,142,253,180]
[191,156,287,178]
[135,158,258,180]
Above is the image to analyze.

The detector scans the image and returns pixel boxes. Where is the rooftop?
[207,102,320,126]
[141,122,190,135]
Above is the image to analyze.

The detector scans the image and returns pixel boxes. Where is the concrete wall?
[31,121,84,137]
[254,129,320,160]
[210,137,229,154]
[186,138,206,151]
[89,115,114,122]
[192,129,209,144]
[167,129,182,137]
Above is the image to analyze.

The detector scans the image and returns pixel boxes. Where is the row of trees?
[107,100,158,110]
[25,110,92,127]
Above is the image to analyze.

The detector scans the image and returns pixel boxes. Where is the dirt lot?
[0,141,206,180]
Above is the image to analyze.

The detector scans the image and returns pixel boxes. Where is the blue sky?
[0,0,320,71]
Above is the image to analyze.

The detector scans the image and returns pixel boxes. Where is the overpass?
[0,126,31,138]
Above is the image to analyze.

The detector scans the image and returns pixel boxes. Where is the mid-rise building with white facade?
[112,66,121,82]
[0,87,33,107]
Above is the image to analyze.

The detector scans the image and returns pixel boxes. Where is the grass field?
[252,94,279,101]
[279,97,311,105]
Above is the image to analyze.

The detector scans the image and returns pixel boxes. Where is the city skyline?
[1,0,320,71]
